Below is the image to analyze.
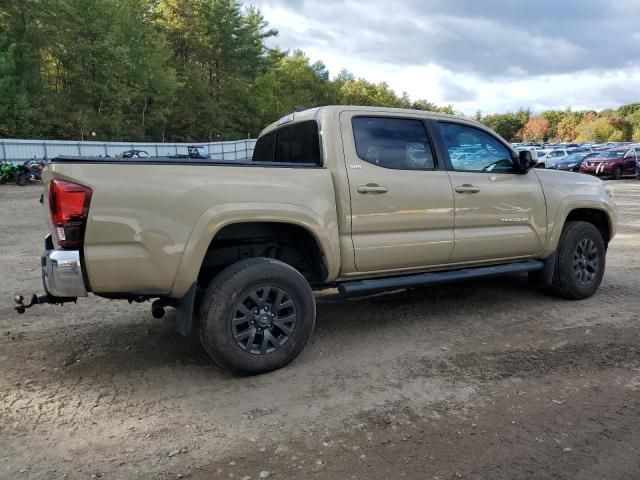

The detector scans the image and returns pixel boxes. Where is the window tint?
[439,122,514,173]
[352,117,435,170]
[252,131,275,162]
[252,121,321,165]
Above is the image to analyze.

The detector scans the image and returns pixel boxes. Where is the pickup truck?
[16,106,617,374]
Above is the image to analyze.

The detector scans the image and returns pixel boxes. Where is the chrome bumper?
[42,235,88,298]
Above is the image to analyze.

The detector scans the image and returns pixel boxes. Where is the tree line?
[0,0,451,142]
[1,0,638,143]
[480,105,640,143]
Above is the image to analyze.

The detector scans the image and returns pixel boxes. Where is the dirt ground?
[1,181,639,480]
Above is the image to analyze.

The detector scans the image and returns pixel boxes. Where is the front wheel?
[16,173,28,186]
[550,221,605,300]
[199,258,316,374]
[612,167,622,180]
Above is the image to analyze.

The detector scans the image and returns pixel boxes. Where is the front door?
[435,121,547,263]
[624,149,637,175]
[341,112,455,272]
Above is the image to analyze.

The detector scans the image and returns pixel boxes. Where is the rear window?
[351,117,435,170]
[252,121,321,166]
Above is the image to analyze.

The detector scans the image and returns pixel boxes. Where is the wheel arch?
[170,202,340,297]
[545,199,616,256]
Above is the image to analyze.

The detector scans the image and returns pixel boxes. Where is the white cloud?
[251,0,640,114]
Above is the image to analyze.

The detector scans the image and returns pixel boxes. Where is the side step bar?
[337,260,544,295]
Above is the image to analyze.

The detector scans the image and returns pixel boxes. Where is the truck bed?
[44,159,340,297]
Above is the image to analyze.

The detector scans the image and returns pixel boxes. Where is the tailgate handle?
[455,184,481,194]
[357,184,388,194]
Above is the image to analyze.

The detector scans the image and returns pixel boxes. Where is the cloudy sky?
[249,0,640,115]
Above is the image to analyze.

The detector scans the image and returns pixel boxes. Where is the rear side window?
[352,117,435,170]
[252,131,275,162]
[252,121,321,166]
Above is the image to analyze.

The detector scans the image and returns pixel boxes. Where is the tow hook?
[14,293,77,314]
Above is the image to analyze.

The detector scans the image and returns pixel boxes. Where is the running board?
[337,260,544,295]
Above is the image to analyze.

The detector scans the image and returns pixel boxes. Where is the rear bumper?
[42,235,88,298]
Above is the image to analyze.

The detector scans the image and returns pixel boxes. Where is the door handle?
[357,184,388,194]
[455,184,481,194]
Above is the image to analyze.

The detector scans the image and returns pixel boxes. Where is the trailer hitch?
[14,294,76,314]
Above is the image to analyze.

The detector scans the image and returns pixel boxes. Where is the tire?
[199,258,316,374]
[612,167,622,180]
[0,176,6,185]
[16,173,28,186]
[550,221,605,300]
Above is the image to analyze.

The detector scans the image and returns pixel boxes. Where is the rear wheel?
[199,258,316,374]
[550,221,605,300]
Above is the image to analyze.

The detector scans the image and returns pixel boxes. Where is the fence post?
[1,140,5,161]
[104,143,108,157]
[77,142,82,156]
[42,142,48,160]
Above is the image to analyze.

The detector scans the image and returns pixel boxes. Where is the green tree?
[155,0,276,140]
[481,112,526,141]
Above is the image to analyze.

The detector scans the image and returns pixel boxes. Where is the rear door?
[433,121,547,263]
[341,112,455,272]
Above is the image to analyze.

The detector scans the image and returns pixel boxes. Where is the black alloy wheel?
[231,286,297,355]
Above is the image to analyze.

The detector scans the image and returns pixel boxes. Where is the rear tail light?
[49,179,92,249]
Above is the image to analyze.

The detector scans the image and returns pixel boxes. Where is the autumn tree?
[522,116,550,141]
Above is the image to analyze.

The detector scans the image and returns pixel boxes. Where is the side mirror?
[515,150,536,173]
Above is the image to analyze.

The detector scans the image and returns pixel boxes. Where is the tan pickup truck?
[16,106,617,374]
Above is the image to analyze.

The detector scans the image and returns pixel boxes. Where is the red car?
[580,147,638,179]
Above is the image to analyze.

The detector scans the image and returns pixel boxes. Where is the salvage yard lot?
[1,181,639,480]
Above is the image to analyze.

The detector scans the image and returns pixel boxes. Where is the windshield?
[595,150,624,159]
[560,153,588,163]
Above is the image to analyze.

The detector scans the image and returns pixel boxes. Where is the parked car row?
[512,141,640,179]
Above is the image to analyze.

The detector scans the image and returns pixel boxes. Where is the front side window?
[439,122,514,173]
[252,121,321,165]
[352,117,435,170]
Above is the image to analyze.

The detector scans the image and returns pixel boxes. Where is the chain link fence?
[0,138,257,163]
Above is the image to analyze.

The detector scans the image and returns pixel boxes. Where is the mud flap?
[529,253,557,288]
[175,284,196,336]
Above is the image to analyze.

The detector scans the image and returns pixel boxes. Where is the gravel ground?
[1,180,639,480]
